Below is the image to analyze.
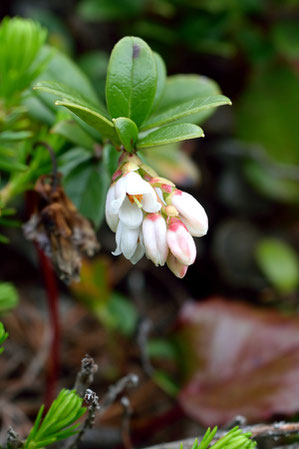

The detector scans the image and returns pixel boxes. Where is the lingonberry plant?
[1,17,257,449]
[33,36,231,279]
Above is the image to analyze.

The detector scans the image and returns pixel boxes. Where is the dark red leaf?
[177,298,299,426]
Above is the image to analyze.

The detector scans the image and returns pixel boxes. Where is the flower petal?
[105,184,119,232]
[110,175,127,214]
[141,191,161,213]
[112,221,140,260]
[167,253,188,278]
[130,242,145,264]
[125,171,153,195]
[119,196,143,229]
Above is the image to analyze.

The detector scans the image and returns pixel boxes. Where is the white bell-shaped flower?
[142,213,168,266]
[167,218,196,266]
[171,190,208,237]
[106,171,161,231]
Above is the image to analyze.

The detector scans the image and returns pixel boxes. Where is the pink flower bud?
[171,190,208,237]
[166,253,188,279]
[167,218,196,266]
[142,213,168,266]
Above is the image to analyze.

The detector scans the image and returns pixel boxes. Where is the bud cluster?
[105,154,208,278]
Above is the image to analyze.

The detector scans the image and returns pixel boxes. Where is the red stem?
[37,247,60,409]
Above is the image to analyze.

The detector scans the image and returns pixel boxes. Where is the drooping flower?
[105,152,208,278]
[166,218,196,266]
[142,213,168,266]
[106,171,161,232]
[170,189,208,237]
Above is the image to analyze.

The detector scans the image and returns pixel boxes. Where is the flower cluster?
[105,154,208,278]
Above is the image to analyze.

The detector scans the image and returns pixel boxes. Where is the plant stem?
[37,247,60,410]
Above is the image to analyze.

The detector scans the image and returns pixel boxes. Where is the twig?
[67,373,139,449]
[137,318,154,377]
[6,427,23,449]
[74,355,98,398]
[121,397,133,449]
[98,373,139,415]
[67,389,100,449]
[143,422,299,449]
[222,415,247,430]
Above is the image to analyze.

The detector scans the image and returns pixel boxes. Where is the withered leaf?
[23,175,99,283]
[176,298,299,426]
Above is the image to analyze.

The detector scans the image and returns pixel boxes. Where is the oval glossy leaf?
[63,160,110,229]
[36,46,99,105]
[113,117,138,152]
[255,238,299,293]
[137,123,204,149]
[152,51,166,110]
[244,159,299,205]
[154,74,223,125]
[177,298,299,426]
[58,147,92,177]
[141,143,200,187]
[52,120,94,150]
[141,95,231,130]
[236,66,299,165]
[106,36,157,126]
[102,143,119,177]
[34,81,119,145]
[29,46,100,124]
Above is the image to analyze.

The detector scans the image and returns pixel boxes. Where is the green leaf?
[27,45,99,125]
[152,51,166,110]
[0,148,28,172]
[243,159,299,204]
[34,81,119,145]
[63,160,110,229]
[0,131,32,143]
[52,120,94,150]
[113,117,138,152]
[102,143,119,177]
[236,66,299,166]
[106,36,157,126]
[24,389,86,449]
[255,238,299,293]
[141,142,200,187]
[0,322,8,354]
[36,46,98,102]
[137,123,204,149]
[58,147,92,177]
[153,370,180,397]
[147,339,178,361]
[0,234,9,244]
[155,74,222,125]
[107,292,138,336]
[142,95,231,130]
[0,282,19,313]
[0,17,48,102]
